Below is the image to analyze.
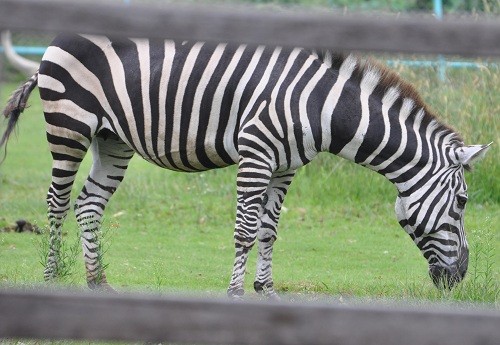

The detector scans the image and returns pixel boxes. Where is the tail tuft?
[1,73,38,163]
[3,73,38,118]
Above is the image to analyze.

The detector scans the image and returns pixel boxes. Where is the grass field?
[0,58,498,309]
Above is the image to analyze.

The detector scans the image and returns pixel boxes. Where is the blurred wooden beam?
[1,288,499,344]
[0,0,499,57]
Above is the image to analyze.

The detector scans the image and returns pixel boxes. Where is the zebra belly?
[136,134,240,172]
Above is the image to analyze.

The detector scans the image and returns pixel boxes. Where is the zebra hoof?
[88,281,117,293]
[266,292,281,301]
[229,294,245,302]
[227,287,245,300]
[254,281,280,300]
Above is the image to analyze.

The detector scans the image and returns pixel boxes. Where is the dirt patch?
[0,219,41,234]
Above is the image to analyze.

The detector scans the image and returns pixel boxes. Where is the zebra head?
[395,143,491,288]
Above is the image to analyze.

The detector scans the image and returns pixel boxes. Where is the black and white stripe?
[1,33,490,295]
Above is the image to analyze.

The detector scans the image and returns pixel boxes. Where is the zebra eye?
[456,194,468,209]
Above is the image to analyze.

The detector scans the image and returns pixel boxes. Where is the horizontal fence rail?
[1,288,499,345]
[0,0,499,57]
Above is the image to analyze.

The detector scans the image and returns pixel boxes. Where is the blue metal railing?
[0,46,46,55]
[433,0,447,80]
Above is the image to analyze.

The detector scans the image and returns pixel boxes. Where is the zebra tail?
[0,72,39,163]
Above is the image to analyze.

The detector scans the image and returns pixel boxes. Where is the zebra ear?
[456,143,492,168]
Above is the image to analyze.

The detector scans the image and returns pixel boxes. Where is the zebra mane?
[312,50,463,146]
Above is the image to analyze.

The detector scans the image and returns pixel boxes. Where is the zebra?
[1,34,490,298]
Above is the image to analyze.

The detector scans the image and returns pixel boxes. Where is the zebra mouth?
[429,265,465,289]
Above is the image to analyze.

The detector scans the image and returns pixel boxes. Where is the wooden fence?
[0,0,499,344]
[0,0,499,57]
[1,288,499,345]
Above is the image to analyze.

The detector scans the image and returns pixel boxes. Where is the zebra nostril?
[459,267,466,279]
[429,265,462,289]
[458,247,469,279]
[429,265,444,287]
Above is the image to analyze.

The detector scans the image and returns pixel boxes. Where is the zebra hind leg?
[45,153,87,282]
[254,170,296,300]
[74,131,133,291]
[227,158,273,299]
[44,108,96,282]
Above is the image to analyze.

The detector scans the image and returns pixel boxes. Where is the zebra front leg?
[254,170,296,300]
[227,158,272,299]
[254,226,278,299]
[74,134,133,291]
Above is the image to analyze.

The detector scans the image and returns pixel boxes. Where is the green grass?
[0,61,498,309]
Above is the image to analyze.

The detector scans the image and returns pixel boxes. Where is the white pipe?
[1,30,39,76]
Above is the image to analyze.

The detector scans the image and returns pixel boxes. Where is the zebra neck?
[319,60,455,194]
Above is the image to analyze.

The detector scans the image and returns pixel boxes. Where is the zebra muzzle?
[429,264,466,289]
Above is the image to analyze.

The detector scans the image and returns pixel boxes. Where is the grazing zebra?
[1,34,490,298]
